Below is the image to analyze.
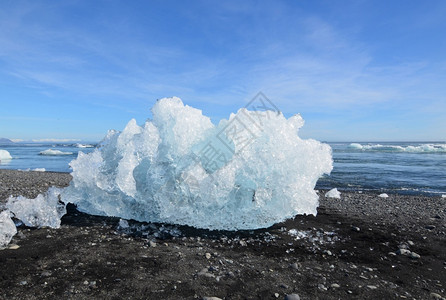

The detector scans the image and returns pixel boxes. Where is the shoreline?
[2,168,445,199]
[0,169,445,299]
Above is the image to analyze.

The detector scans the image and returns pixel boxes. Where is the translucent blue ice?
[7,187,66,228]
[63,97,333,230]
[0,211,17,248]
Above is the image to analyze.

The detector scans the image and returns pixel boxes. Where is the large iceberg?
[63,97,333,230]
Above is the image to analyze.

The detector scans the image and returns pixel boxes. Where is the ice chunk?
[378,193,389,198]
[7,187,66,228]
[325,188,341,199]
[62,97,333,230]
[442,194,446,198]
[0,149,12,160]
[118,219,129,229]
[76,143,94,148]
[288,229,309,239]
[0,211,17,249]
[39,149,73,156]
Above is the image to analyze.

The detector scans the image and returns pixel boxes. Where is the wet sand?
[0,169,445,299]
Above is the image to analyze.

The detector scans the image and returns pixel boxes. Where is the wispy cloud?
[0,1,445,141]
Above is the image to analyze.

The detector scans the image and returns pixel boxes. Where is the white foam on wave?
[39,149,73,156]
[19,168,46,172]
[62,97,333,230]
[348,143,446,153]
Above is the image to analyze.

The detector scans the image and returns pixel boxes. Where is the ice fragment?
[7,187,66,228]
[0,210,17,248]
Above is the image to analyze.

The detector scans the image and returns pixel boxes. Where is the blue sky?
[0,0,445,142]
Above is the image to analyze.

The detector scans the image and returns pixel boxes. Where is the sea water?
[316,142,446,196]
[0,143,95,172]
[1,141,445,196]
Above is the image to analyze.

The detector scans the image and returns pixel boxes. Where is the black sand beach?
[0,169,445,299]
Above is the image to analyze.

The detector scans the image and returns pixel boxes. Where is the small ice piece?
[378,193,389,198]
[62,97,333,230]
[6,187,66,228]
[0,210,17,248]
[441,194,446,198]
[39,149,73,156]
[33,168,46,172]
[288,229,309,240]
[118,219,129,229]
[325,188,341,199]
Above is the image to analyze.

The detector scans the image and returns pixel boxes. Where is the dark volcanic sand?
[0,169,445,300]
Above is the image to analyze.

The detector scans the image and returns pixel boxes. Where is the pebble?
[290,263,299,270]
[425,225,436,230]
[41,271,52,277]
[285,294,300,300]
[367,285,377,289]
[198,268,215,278]
[149,241,157,247]
[396,248,421,259]
[331,283,340,288]
[205,253,211,259]
[202,297,222,300]
[226,271,235,278]
[396,249,411,256]
[430,293,446,300]
[8,244,20,250]
[351,226,360,232]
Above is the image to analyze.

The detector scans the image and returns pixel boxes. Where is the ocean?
[1,141,445,196]
[316,142,446,196]
[0,142,96,173]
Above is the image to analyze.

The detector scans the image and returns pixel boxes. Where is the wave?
[39,149,73,156]
[348,143,446,153]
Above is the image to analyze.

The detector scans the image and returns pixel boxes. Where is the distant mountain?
[0,138,13,144]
